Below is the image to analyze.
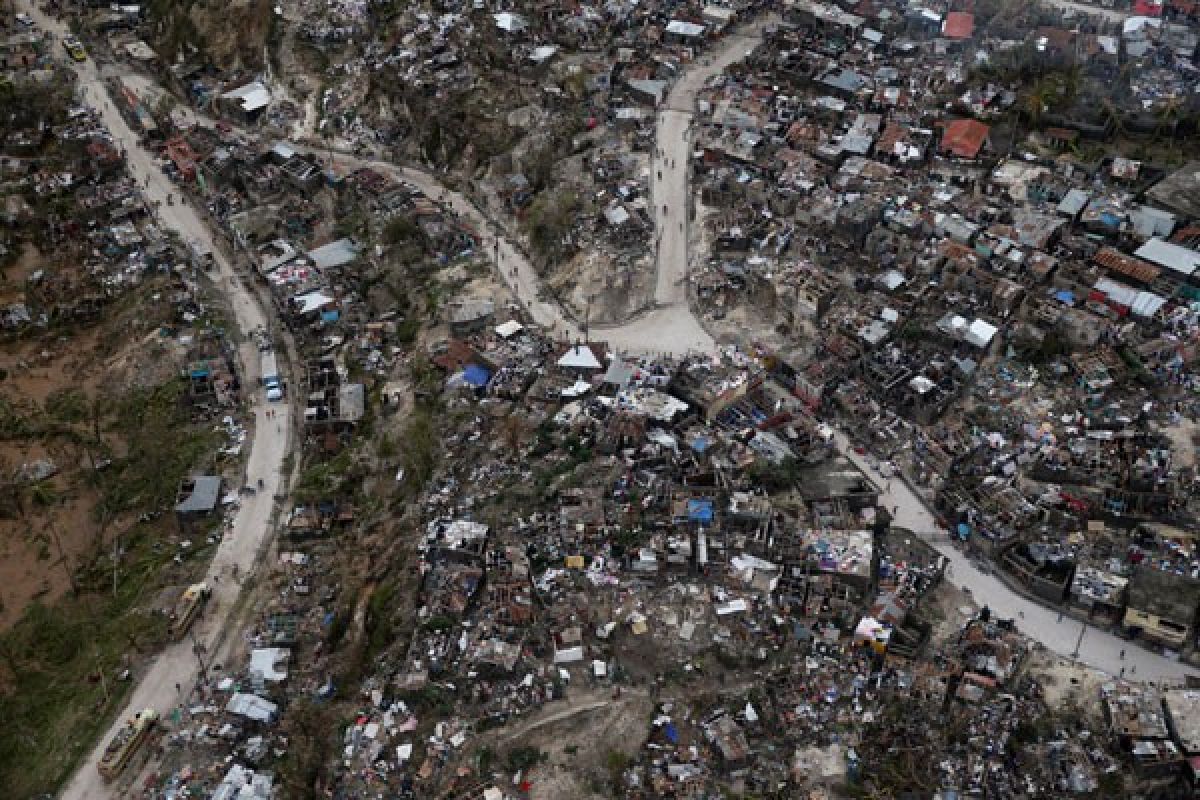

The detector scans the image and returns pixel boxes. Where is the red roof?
[1134,0,1163,15]
[1094,248,1160,285]
[943,11,975,39]
[939,119,990,159]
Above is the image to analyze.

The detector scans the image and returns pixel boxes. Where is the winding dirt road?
[19,4,294,799]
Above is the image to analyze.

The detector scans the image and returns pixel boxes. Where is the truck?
[261,350,283,401]
[189,239,214,271]
[167,582,210,640]
[62,34,87,62]
[98,708,158,780]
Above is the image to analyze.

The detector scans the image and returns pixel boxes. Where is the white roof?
[1094,278,1166,318]
[966,318,998,348]
[553,645,585,664]
[293,289,335,314]
[221,80,271,112]
[666,19,707,36]
[1124,15,1162,35]
[271,141,297,160]
[558,344,602,370]
[561,380,592,398]
[306,238,359,269]
[495,319,524,338]
[226,692,277,722]
[493,11,526,31]
[716,598,749,616]
[249,647,289,683]
[703,5,736,21]
[1134,238,1200,277]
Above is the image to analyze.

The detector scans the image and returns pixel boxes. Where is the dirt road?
[19,4,294,799]
[652,19,777,309]
[832,430,1197,683]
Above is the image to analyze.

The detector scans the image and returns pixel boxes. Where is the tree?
[498,414,528,459]
[1100,98,1125,140]
[1022,78,1055,129]
[1154,95,1183,159]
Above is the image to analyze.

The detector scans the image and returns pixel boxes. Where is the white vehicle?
[261,350,283,401]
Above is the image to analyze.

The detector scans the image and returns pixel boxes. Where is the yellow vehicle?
[98,708,158,780]
[167,582,211,640]
[63,36,86,62]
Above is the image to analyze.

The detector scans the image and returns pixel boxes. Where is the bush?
[505,746,544,774]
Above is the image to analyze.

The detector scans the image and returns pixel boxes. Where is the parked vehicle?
[166,582,210,640]
[62,35,86,62]
[98,708,158,780]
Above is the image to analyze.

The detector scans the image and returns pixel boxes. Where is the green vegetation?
[0,377,223,797]
[99,380,221,516]
[295,451,360,503]
[505,745,545,773]
[0,522,173,799]
[398,409,438,496]
[275,700,339,800]
[523,189,578,267]
[749,457,803,492]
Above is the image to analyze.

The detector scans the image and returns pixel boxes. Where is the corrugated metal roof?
[1135,238,1200,276]
[1094,247,1160,284]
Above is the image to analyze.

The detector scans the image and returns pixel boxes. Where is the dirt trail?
[18,3,295,798]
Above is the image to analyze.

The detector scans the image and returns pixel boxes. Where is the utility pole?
[1072,619,1086,660]
[94,642,109,702]
[188,629,210,685]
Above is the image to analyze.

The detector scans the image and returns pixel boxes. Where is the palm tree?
[1023,78,1055,129]
[1154,95,1183,160]
[1057,64,1082,107]
[1100,98,1125,140]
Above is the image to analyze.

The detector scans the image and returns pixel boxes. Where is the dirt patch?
[0,243,46,305]
[1027,648,1110,719]
[1159,418,1198,472]
[479,687,652,800]
[550,248,655,326]
[0,275,188,629]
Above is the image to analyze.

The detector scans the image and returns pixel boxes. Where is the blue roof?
[1054,290,1075,305]
[687,498,714,523]
[463,364,491,388]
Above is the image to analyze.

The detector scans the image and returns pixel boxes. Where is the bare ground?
[478,686,652,800]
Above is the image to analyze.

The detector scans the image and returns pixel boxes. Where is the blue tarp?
[687,498,714,523]
[1054,290,1075,305]
[664,723,679,744]
[463,364,491,388]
